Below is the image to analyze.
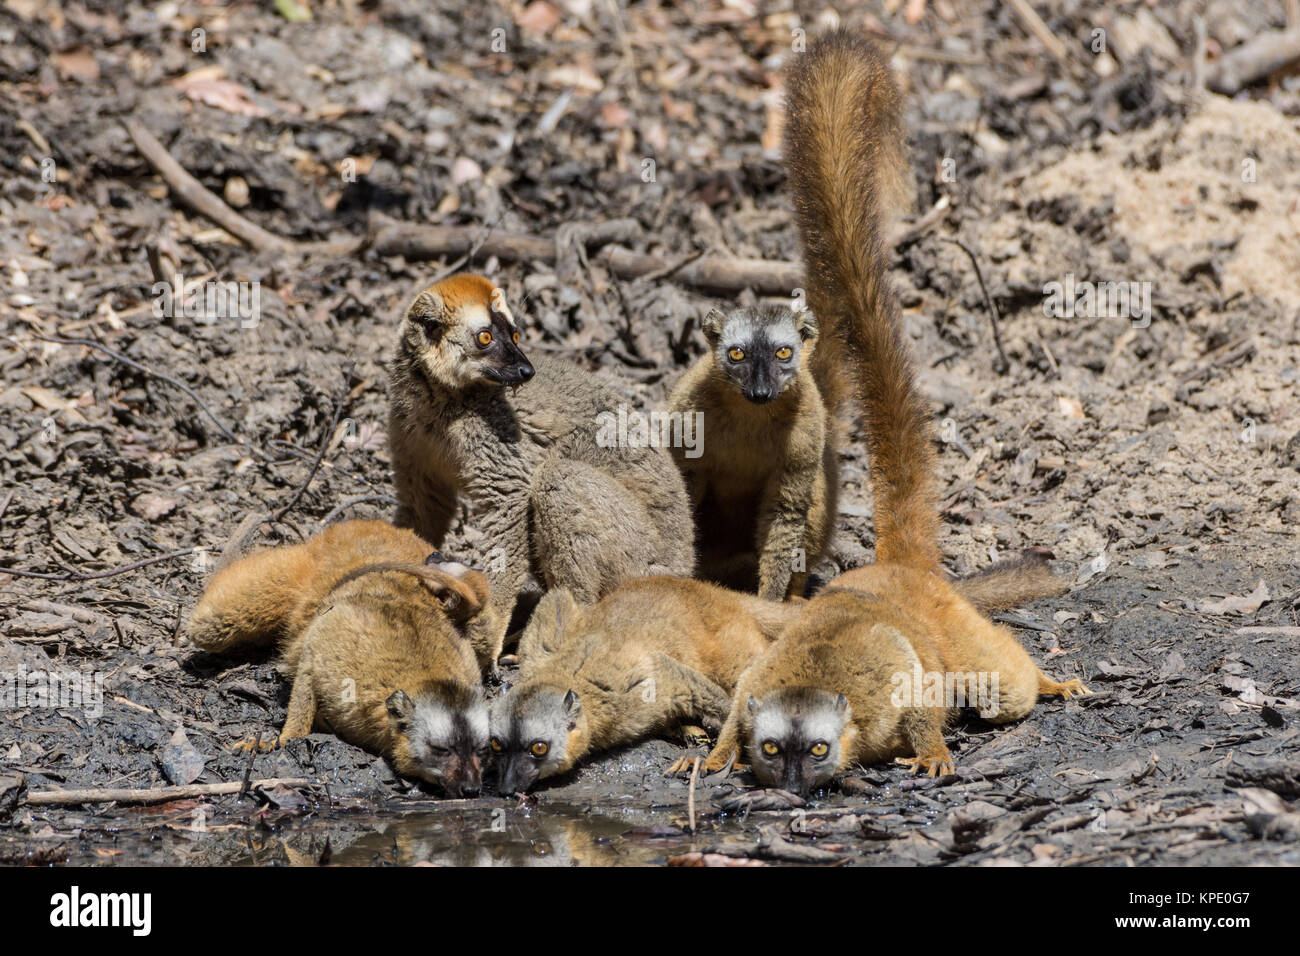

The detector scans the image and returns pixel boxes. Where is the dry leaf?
[1056,396,1086,420]
[53,47,100,83]
[1199,580,1270,615]
[547,64,603,94]
[516,1,561,35]
[173,72,271,118]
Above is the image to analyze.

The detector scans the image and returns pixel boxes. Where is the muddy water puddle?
[16,799,731,867]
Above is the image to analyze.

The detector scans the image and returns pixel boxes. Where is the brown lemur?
[685,30,1088,795]
[488,577,804,794]
[666,34,916,603]
[667,305,836,600]
[187,520,499,796]
[387,274,695,672]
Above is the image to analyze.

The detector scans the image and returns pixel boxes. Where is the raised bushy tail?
[785,30,939,571]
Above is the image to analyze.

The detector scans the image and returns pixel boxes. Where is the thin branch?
[1,548,195,582]
[317,494,398,529]
[36,335,258,455]
[272,373,352,523]
[26,777,317,807]
[123,118,297,254]
[942,238,1010,375]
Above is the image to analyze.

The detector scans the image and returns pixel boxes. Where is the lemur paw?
[896,750,955,778]
[232,734,284,753]
[1053,679,1092,700]
[665,755,702,777]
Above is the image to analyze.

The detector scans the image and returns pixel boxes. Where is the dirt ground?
[2,0,1298,866]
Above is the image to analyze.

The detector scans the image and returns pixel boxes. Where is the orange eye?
[727,347,745,362]
[810,742,829,758]
[477,330,493,347]
[490,738,503,753]
[775,346,792,360]
[530,741,549,758]
[762,741,779,756]
[512,331,520,344]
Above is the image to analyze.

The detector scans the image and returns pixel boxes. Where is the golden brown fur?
[491,577,804,792]
[785,28,938,571]
[667,333,836,599]
[952,549,1071,613]
[690,31,1086,791]
[187,520,496,792]
[704,563,1088,781]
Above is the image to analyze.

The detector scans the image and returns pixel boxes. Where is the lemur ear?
[747,695,761,715]
[795,309,819,341]
[386,690,414,726]
[562,689,582,720]
[834,693,849,714]
[405,289,448,339]
[414,566,486,623]
[700,309,726,343]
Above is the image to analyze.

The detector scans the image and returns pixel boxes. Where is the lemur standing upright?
[665,50,914,601]
[685,30,1088,794]
[387,275,695,671]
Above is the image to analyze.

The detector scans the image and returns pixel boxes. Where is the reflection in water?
[243,803,702,867]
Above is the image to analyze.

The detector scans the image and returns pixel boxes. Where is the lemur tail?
[953,549,1070,613]
[784,29,939,571]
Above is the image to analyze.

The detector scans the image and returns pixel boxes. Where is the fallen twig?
[123,118,298,254]
[687,756,701,834]
[368,213,802,296]
[317,495,399,528]
[272,372,352,523]
[1005,0,1071,67]
[36,335,256,453]
[0,548,195,582]
[26,777,317,807]
[1207,30,1300,96]
[942,238,1010,375]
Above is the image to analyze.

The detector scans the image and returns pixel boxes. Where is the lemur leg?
[649,654,732,734]
[390,442,457,546]
[940,599,1075,724]
[674,694,747,776]
[894,705,955,777]
[233,652,317,752]
[531,457,661,603]
[754,466,818,602]
[605,454,696,579]
[460,475,533,672]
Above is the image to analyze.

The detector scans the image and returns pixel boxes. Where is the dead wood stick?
[1206,30,1300,95]
[26,777,317,807]
[272,372,351,523]
[1,548,196,581]
[37,334,256,452]
[368,216,803,296]
[942,238,1010,375]
[688,756,701,834]
[1005,0,1071,66]
[123,118,298,254]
